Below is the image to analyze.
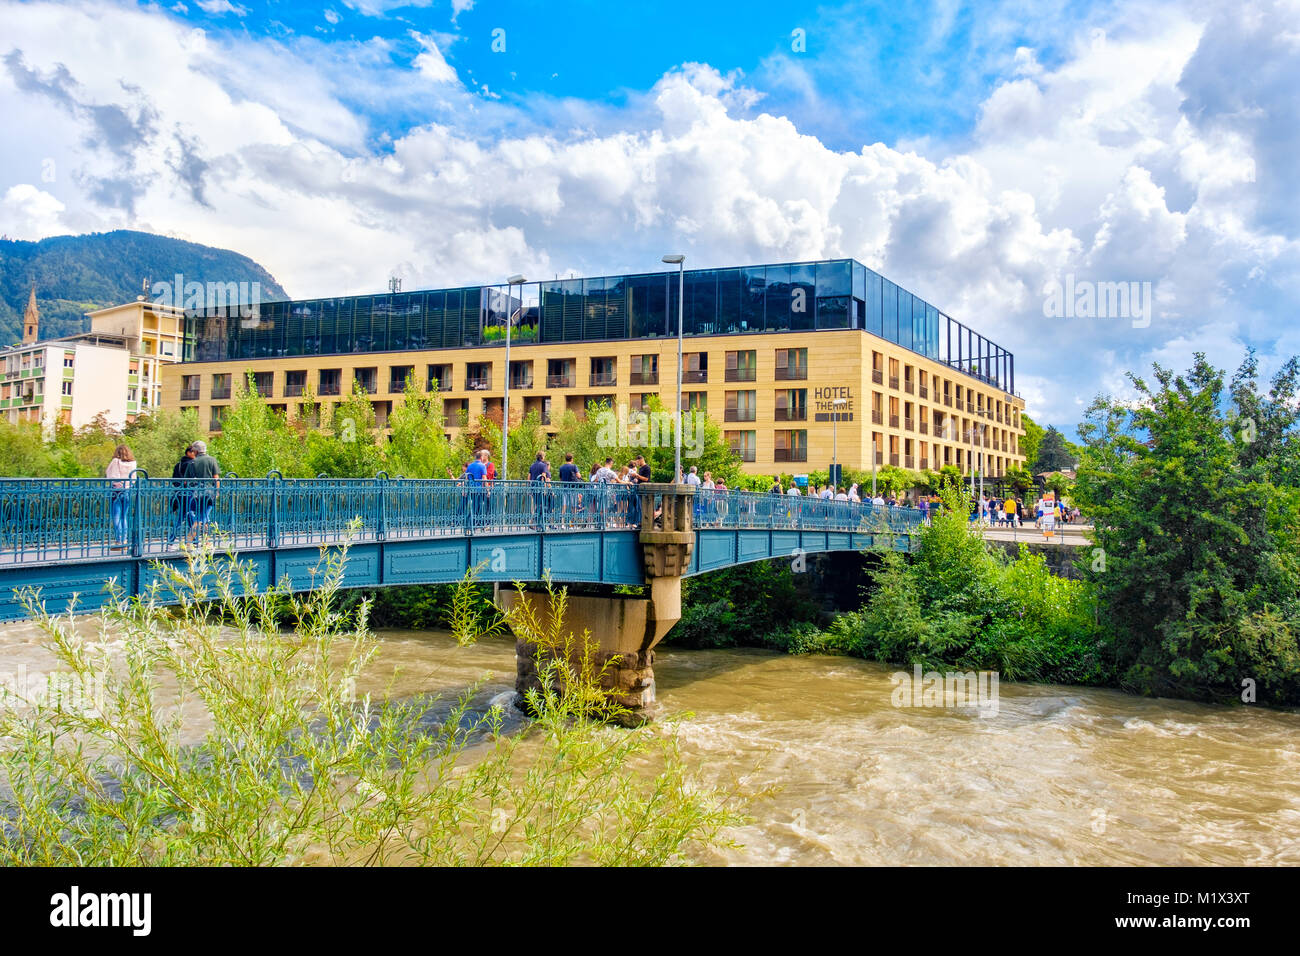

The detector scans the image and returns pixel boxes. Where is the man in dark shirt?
[186,441,220,542]
[528,453,550,528]
[167,444,197,547]
[635,455,652,483]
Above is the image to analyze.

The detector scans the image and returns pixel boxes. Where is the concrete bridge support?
[503,483,694,724]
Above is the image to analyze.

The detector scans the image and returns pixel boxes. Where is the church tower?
[22,287,39,344]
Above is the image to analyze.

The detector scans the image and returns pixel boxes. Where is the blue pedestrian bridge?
[0,475,923,622]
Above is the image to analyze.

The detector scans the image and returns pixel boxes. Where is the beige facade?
[162,328,1026,477]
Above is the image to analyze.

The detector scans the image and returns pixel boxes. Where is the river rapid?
[3,621,1296,865]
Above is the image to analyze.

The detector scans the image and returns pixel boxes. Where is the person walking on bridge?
[166,443,197,548]
[186,441,220,543]
[105,444,137,551]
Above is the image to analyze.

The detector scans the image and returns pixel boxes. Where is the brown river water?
[3,621,1297,866]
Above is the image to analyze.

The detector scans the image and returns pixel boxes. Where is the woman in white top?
[847,483,861,503]
[105,443,137,549]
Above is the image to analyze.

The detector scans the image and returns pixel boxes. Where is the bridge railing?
[0,477,922,567]
[691,489,924,535]
[0,476,646,565]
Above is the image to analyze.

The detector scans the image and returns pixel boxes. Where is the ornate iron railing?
[0,476,922,567]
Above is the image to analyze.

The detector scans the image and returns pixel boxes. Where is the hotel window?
[724,390,757,422]
[389,365,415,393]
[683,391,707,412]
[590,356,617,387]
[774,348,807,381]
[776,388,807,421]
[510,360,533,389]
[428,364,452,391]
[903,365,915,394]
[683,352,708,383]
[211,373,231,400]
[63,354,74,368]
[354,368,378,395]
[630,354,658,386]
[726,430,757,462]
[62,381,73,397]
[319,368,342,396]
[466,362,492,390]
[181,375,201,401]
[210,405,228,432]
[284,370,307,397]
[774,429,808,463]
[546,358,574,388]
[888,358,900,390]
[251,371,274,397]
[725,350,756,382]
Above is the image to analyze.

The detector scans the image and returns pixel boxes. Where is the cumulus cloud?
[0,0,1296,431]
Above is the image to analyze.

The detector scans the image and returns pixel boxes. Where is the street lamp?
[504,273,526,480]
[662,254,685,483]
[831,396,847,490]
[872,436,878,498]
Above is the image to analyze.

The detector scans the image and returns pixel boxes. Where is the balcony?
[920,458,929,471]
[180,388,200,402]
[890,453,900,466]
[873,451,883,465]
[904,380,915,395]
[629,370,658,386]
[731,446,757,463]
[546,373,575,388]
[905,455,915,469]
[889,375,899,389]
[871,369,883,385]
[683,369,708,384]
[285,383,306,397]
[510,375,534,389]
[774,407,807,422]
[724,367,756,383]
[589,371,617,387]
[724,409,756,422]
[920,421,928,435]
[211,386,231,400]
[904,418,915,432]
[319,381,341,396]
[389,378,411,394]
[889,415,899,428]
[919,386,929,400]
[251,381,273,398]
[466,376,492,391]
[943,395,953,407]
[357,380,379,395]
[209,418,224,432]
[775,366,808,381]
[871,409,883,425]
[774,448,808,463]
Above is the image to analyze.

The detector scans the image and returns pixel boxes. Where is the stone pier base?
[499,583,680,726]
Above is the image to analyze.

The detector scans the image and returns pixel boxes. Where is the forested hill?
[0,230,288,345]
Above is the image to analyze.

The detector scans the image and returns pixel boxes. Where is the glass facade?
[185,258,1015,393]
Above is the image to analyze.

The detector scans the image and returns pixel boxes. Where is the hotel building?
[161,258,1026,476]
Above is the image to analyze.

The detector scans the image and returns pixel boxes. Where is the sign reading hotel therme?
[813,385,854,422]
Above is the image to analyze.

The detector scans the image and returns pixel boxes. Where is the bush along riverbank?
[666,486,1109,685]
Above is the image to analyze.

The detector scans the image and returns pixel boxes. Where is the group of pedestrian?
[104,440,220,550]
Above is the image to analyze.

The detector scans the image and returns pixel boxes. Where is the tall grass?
[0,543,741,865]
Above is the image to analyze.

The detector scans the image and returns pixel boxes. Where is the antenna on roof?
[388,276,402,294]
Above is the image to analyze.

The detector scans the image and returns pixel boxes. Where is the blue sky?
[1,0,1298,434]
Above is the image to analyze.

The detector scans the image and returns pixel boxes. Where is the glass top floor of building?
[185,257,1017,394]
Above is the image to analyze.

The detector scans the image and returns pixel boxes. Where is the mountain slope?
[0,230,288,344]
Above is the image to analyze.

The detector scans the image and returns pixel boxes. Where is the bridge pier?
[503,483,695,725]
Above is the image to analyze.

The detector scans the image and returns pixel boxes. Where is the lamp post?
[661,254,685,483]
[505,273,526,480]
[831,396,847,490]
[872,437,878,498]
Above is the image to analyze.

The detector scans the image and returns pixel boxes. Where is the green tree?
[384,377,451,478]
[0,421,56,476]
[1033,425,1076,472]
[1073,352,1300,704]
[1020,414,1046,468]
[122,407,201,476]
[304,381,384,477]
[211,372,308,477]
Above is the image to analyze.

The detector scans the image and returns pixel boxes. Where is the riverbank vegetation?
[0,545,740,865]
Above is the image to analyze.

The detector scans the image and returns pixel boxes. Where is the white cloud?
[195,0,247,16]
[0,183,67,237]
[411,31,458,85]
